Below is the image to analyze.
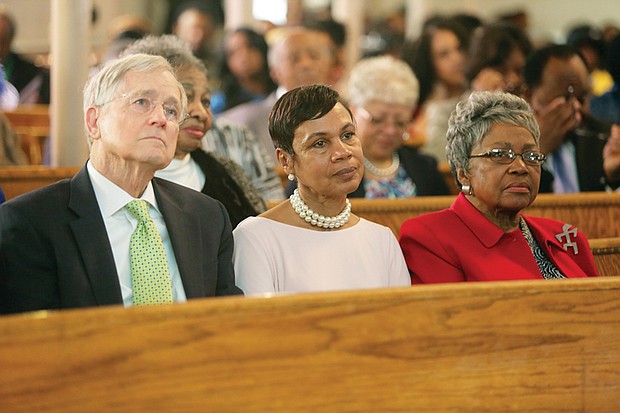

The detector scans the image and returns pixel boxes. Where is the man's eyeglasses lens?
[106,94,185,124]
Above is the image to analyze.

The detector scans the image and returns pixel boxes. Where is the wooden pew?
[1,277,619,412]
[438,161,458,195]
[351,192,620,239]
[0,165,79,200]
[3,104,50,165]
[590,237,620,276]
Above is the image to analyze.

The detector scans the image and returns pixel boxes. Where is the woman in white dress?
[233,84,411,295]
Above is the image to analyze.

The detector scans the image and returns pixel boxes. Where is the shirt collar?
[450,192,520,247]
[87,160,160,218]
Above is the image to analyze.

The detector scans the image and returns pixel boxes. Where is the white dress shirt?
[87,161,187,306]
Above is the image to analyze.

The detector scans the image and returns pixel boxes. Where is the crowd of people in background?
[3,2,620,196]
[1,1,618,312]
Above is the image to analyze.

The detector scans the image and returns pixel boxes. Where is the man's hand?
[531,96,580,154]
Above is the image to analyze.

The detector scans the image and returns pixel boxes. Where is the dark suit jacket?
[0,165,241,314]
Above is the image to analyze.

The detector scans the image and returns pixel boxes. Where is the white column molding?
[331,0,365,79]
[224,0,255,31]
[50,0,91,166]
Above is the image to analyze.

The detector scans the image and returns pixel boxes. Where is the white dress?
[233,217,411,295]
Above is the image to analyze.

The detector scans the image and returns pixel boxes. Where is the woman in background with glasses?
[399,91,598,283]
[347,55,449,198]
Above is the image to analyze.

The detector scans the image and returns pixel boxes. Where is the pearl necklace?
[364,152,400,177]
[289,188,351,229]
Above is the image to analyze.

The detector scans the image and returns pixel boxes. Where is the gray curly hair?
[446,91,540,189]
[121,34,208,76]
[347,55,419,109]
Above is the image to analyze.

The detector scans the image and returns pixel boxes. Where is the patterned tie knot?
[126,200,151,223]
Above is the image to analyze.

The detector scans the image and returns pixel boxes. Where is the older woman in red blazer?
[399,91,599,283]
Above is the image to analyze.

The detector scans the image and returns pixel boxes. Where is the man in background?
[0,6,50,104]
[219,27,340,162]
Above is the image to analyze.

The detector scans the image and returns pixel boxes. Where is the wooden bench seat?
[1,277,619,412]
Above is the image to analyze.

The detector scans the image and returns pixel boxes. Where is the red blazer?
[399,193,599,284]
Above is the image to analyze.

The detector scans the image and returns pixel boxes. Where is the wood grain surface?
[1,277,619,412]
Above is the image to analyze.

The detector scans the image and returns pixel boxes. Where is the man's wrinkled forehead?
[539,56,590,96]
[280,31,333,56]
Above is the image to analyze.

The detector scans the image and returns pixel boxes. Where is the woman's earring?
[287,173,296,181]
[402,132,410,141]
[461,184,472,195]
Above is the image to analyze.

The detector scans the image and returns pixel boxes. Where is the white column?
[405,0,431,40]
[332,0,365,77]
[224,0,254,31]
[50,0,91,166]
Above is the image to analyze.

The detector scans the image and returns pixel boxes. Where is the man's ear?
[85,106,101,141]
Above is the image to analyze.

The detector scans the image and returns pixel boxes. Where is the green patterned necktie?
[126,200,173,305]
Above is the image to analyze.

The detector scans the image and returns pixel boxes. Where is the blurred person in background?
[590,34,620,124]
[169,1,224,90]
[0,65,27,165]
[210,27,276,114]
[346,55,449,198]
[220,27,339,163]
[403,16,469,161]
[566,24,612,96]
[0,6,50,104]
[523,44,616,193]
[467,22,533,96]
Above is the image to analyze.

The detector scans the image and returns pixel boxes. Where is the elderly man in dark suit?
[0,53,242,315]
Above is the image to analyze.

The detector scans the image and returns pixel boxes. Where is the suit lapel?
[153,179,205,298]
[68,166,123,305]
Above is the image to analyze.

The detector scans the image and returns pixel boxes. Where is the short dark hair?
[524,44,587,89]
[269,84,351,156]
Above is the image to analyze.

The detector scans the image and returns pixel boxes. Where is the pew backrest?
[0,165,79,200]
[590,237,620,276]
[1,277,619,412]
[4,104,50,165]
[352,192,620,239]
